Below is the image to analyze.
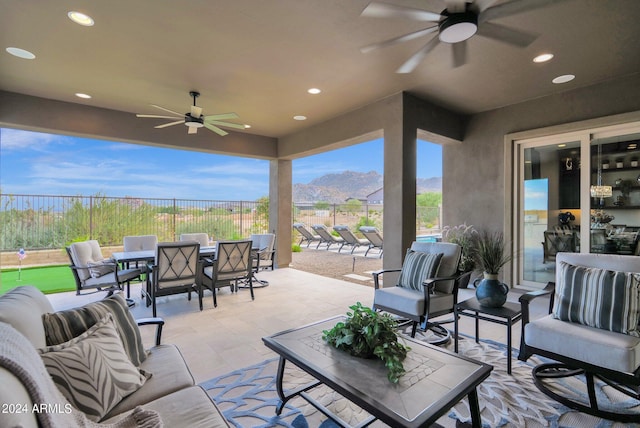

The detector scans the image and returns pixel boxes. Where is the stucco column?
[269,159,292,268]
[383,108,417,272]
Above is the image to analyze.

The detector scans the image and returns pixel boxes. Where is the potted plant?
[471,231,512,307]
[322,302,410,383]
[442,223,478,288]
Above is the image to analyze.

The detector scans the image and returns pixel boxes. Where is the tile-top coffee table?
[262,317,493,428]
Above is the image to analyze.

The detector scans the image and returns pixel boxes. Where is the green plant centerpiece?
[471,231,513,308]
[322,302,410,383]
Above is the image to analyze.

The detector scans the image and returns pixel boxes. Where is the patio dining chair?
[179,233,210,248]
[145,241,202,317]
[332,225,368,253]
[249,233,276,287]
[67,240,142,299]
[359,226,384,258]
[200,240,254,309]
[293,223,322,248]
[122,234,157,291]
[311,224,344,250]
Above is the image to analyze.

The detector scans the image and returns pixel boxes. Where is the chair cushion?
[42,293,148,366]
[553,261,640,336]
[38,314,150,422]
[525,314,640,373]
[69,240,105,281]
[397,250,443,291]
[374,287,454,318]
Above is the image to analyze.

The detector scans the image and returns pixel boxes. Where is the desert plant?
[323,302,410,383]
[472,231,512,275]
[441,223,477,272]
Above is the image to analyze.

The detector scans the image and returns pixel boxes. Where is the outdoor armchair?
[359,226,384,257]
[311,224,344,250]
[145,241,202,317]
[372,241,463,344]
[332,225,368,253]
[519,252,640,423]
[293,223,322,248]
[200,240,254,309]
[67,240,143,298]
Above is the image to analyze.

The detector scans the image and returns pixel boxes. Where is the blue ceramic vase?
[474,274,509,308]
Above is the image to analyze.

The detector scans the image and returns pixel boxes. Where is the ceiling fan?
[136,91,244,136]
[360,0,566,73]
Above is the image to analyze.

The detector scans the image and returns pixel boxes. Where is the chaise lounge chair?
[311,224,344,250]
[359,226,383,258]
[293,223,322,248]
[333,225,368,254]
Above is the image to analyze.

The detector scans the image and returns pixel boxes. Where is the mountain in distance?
[293,170,442,203]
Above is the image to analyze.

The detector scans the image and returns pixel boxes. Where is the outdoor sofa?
[0,285,229,427]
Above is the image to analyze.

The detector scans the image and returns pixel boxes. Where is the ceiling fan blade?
[136,114,181,119]
[154,120,183,129]
[188,126,198,135]
[452,41,467,68]
[361,2,441,22]
[360,27,438,53]
[445,0,467,13]
[396,36,440,74]
[150,104,184,117]
[204,122,229,136]
[204,112,239,121]
[191,105,203,118]
[476,22,538,47]
[473,0,499,13]
[479,0,565,23]
[207,120,245,130]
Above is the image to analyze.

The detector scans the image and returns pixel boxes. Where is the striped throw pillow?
[42,294,147,366]
[39,313,150,422]
[553,261,640,336]
[397,250,443,291]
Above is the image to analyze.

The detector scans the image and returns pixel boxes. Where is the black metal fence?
[0,194,441,252]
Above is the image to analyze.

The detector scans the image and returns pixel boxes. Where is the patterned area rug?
[201,333,639,428]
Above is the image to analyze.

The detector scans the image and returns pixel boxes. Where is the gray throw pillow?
[42,293,147,366]
[38,314,150,422]
[397,250,443,291]
[553,261,640,336]
[87,259,115,278]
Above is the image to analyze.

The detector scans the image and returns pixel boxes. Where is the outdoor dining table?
[111,246,217,265]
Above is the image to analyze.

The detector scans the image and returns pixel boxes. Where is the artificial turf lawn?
[0,265,76,295]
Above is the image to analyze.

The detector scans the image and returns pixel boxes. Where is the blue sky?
[0,128,442,201]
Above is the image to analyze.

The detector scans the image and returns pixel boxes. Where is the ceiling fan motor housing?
[184,114,204,128]
[438,9,478,43]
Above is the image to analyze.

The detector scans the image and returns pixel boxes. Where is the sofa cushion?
[553,261,640,336]
[38,314,150,422]
[0,285,54,348]
[104,343,196,419]
[397,250,443,291]
[103,386,230,427]
[525,314,640,373]
[43,293,148,366]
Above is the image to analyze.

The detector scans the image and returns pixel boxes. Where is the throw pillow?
[553,261,640,336]
[397,250,443,291]
[42,293,147,366]
[87,259,115,278]
[38,313,150,422]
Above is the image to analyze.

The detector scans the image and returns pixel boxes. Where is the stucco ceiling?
[1,0,640,139]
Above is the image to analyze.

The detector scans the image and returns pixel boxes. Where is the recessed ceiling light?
[6,47,35,59]
[533,53,554,63]
[68,11,95,26]
[293,115,307,121]
[244,124,251,129]
[552,74,575,84]
[307,88,321,95]
[75,93,92,99]
[558,144,566,148]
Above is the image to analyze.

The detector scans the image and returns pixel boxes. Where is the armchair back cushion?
[553,260,640,336]
[69,240,107,281]
[0,285,54,348]
[397,250,443,291]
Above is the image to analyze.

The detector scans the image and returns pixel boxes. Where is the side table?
[454,298,522,374]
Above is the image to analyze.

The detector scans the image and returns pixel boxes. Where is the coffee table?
[262,317,493,428]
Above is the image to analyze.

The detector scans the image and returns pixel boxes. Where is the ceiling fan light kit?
[438,10,478,43]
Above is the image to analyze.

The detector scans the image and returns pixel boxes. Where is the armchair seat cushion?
[374,287,453,318]
[525,314,640,373]
[104,344,195,419]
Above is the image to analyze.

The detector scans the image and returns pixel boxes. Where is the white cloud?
[0,128,61,152]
